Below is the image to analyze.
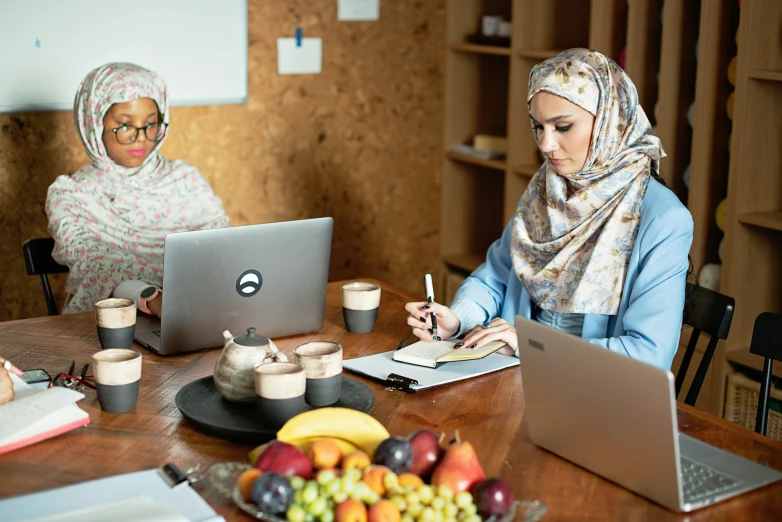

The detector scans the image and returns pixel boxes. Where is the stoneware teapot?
[214,327,287,403]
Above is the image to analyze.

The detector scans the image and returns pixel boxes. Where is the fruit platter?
[218,407,547,522]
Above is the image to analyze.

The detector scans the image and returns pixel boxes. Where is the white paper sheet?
[277,38,322,75]
[338,0,380,21]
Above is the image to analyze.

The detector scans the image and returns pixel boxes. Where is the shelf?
[446,150,506,171]
[749,70,782,82]
[443,253,485,273]
[512,164,539,177]
[726,348,782,379]
[517,49,561,61]
[737,210,782,232]
[449,43,511,57]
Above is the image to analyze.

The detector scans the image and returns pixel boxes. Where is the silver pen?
[424,274,440,341]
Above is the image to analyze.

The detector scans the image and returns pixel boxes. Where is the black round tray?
[175,375,374,444]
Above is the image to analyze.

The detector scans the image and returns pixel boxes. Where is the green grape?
[401,515,415,522]
[432,510,444,522]
[308,497,328,517]
[293,490,304,506]
[389,495,407,512]
[287,505,307,522]
[321,508,335,522]
[325,479,341,497]
[344,468,363,482]
[419,507,436,522]
[383,472,400,492]
[364,491,381,505]
[454,492,473,509]
[436,484,454,501]
[405,491,421,507]
[407,503,424,518]
[317,470,337,486]
[418,485,435,505]
[431,497,446,511]
[464,516,481,522]
[461,503,477,517]
[340,476,358,496]
[290,476,306,490]
[305,513,315,522]
[332,492,349,504]
[355,482,373,500]
[443,502,458,519]
[303,482,320,505]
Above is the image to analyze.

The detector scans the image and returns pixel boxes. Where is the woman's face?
[529,92,595,176]
[101,97,161,168]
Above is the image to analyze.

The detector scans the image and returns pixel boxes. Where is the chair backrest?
[22,238,69,316]
[675,283,736,406]
[749,312,782,436]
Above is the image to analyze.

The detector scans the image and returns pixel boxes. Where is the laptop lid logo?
[529,338,545,351]
[236,269,263,297]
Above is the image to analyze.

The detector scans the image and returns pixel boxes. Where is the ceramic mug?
[92,349,142,413]
[254,362,307,429]
[94,298,136,350]
[293,341,343,407]
[341,282,381,333]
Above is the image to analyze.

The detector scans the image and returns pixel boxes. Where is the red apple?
[407,429,444,479]
[471,478,514,517]
[255,440,313,479]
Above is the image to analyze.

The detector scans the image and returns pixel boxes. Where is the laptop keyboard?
[681,456,741,503]
[152,330,161,337]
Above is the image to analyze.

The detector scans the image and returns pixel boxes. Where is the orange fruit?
[237,468,263,502]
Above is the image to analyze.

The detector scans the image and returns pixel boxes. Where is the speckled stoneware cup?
[293,341,343,407]
[254,362,307,429]
[92,349,142,413]
[340,282,381,333]
[95,298,136,350]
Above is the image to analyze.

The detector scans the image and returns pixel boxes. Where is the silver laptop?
[134,217,333,355]
[515,316,782,512]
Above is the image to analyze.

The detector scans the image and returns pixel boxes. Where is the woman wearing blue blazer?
[406,49,693,371]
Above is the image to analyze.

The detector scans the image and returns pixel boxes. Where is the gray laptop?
[515,316,782,512]
[134,217,333,355]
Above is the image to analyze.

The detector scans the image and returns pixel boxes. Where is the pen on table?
[2,359,25,377]
[424,274,441,341]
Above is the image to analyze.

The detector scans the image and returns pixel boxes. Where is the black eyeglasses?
[111,122,168,145]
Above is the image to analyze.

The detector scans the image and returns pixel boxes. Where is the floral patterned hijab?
[46,63,228,313]
[511,48,664,315]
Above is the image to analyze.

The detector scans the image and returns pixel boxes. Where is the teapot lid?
[234,327,270,347]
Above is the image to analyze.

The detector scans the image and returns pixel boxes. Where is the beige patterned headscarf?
[511,49,664,314]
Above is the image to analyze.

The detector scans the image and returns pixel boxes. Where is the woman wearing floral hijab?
[406,49,693,370]
[46,63,228,314]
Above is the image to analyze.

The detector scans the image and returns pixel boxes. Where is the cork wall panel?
[0,0,445,321]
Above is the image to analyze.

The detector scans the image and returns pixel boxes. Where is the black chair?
[22,238,69,316]
[675,283,735,406]
[749,312,782,436]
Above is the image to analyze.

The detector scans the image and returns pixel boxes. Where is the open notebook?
[392,340,506,368]
[0,374,90,455]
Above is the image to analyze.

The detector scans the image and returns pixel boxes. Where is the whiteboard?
[0,0,247,113]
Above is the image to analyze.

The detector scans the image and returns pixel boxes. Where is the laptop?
[134,217,333,355]
[515,316,782,512]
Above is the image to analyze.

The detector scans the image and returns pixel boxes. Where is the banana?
[276,407,390,457]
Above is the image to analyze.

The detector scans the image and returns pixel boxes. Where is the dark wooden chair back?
[675,283,735,406]
[22,238,69,316]
[749,312,782,436]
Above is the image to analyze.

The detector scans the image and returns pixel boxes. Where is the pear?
[430,430,486,493]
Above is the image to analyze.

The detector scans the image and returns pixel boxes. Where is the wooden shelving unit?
[450,42,512,56]
[446,150,506,172]
[705,0,782,418]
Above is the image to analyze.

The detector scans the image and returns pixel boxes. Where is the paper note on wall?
[277,38,322,75]
[338,0,380,21]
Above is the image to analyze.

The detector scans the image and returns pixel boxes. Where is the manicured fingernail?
[428,328,433,333]
[423,305,430,310]
[470,343,477,349]
[455,343,464,348]
[420,317,426,323]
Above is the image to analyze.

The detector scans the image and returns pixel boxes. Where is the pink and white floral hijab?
[46,63,228,313]
[511,49,664,315]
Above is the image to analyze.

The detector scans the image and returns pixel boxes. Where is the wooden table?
[1,280,781,520]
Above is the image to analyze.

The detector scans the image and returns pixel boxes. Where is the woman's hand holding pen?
[404,301,460,342]
[461,318,518,355]
[0,357,21,405]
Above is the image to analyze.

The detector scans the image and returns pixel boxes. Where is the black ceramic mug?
[91,349,142,413]
[340,282,381,333]
[254,362,307,429]
[94,298,136,349]
[294,341,343,407]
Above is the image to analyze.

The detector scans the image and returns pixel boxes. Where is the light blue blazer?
[452,179,694,370]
